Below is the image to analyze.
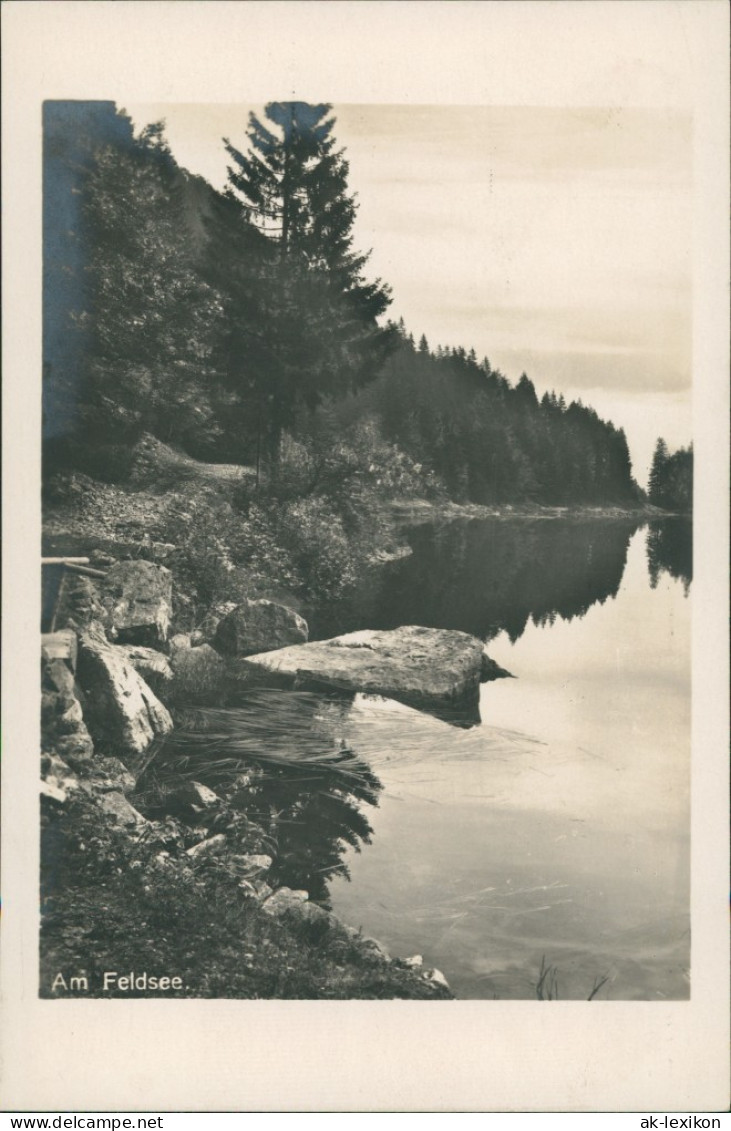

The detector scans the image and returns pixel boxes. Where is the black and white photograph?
[38,94,695,1003]
[3,0,729,1113]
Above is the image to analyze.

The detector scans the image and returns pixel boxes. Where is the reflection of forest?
[253,758,381,905]
[153,694,383,908]
[646,519,692,593]
[258,518,694,894]
[315,519,639,643]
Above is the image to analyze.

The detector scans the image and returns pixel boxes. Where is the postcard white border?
[2,0,729,1113]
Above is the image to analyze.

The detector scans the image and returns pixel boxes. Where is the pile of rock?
[41,624,151,828]
[41,556,511,839]
[40,552,509,997]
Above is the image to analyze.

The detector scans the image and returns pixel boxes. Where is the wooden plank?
[42,557,90,565]
[60,563,107,579]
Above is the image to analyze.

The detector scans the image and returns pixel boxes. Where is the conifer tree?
[647,438,693,513]
[79,123,225,451]
[223,102,394,458]
[648,437,670,504]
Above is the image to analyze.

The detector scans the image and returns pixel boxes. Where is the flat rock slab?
[240,626,486,725]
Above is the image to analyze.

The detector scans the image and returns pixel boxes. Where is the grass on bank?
[535,954,611,1001]
[39,789,449,1000]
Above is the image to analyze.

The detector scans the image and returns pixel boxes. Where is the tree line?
[44,100,656,506]
[647,438,693,514]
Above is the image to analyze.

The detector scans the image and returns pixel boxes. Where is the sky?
[126,101,693,487]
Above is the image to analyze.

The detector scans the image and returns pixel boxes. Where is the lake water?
[310,517,692,1000]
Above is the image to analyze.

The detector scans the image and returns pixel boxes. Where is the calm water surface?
[318,519,691,1000]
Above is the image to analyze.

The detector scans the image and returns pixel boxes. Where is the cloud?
[489,346,690,395]
[127,100,693,409]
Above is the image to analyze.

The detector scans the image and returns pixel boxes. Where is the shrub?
[274,497,359,598]
[161,490,299,626]
[39,788,450,1000]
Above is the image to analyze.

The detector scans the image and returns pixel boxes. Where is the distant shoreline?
[388,498,687,525]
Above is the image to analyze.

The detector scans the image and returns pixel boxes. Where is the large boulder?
[100,560,172,647]
[41,641,96,765]
[76,626,173,772]
[213,599,308,658]
[239,625,487,725]
[41,629,78,669]
[190,602,238,646]
[51,576,106,633]
[117,643,173,695]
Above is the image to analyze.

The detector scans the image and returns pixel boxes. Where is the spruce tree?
[222,103,394,458]
[648,437,670,504]
[647,439,693,513]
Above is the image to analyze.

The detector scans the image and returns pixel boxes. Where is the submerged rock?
[480,652,514,682]
[214,598,308,658]
[240,625,488,725]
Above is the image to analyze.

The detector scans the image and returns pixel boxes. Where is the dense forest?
[647,438,693,514]
[43,100,654,509]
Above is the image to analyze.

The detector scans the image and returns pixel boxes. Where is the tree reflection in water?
[151,692,382,908]
[646,519,692,594]
[311,518,641,644]
[159,518,692,912]
[256,755,381,904]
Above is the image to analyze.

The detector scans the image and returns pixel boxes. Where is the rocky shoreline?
[40,555,509,999]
